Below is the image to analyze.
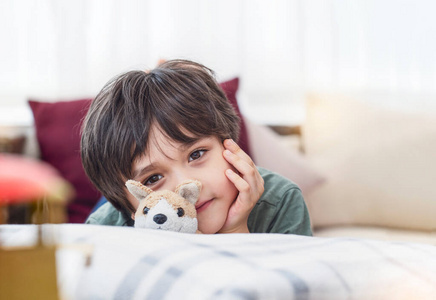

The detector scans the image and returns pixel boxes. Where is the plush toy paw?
[125,179,201,234]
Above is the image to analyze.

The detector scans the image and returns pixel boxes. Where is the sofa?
[302,93,436,245]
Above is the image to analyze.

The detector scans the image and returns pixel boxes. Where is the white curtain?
[1,0,436,123]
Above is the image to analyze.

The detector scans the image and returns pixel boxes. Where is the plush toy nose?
[153,214,167,225]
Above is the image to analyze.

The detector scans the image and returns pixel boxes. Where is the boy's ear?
[125,180,153,201]
[175,180,202,205]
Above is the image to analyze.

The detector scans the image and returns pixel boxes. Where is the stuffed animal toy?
[125,179,201,234]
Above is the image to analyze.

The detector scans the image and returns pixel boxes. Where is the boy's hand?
[219,139,264,234]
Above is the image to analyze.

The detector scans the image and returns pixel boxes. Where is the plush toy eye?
[177,208,185,217]
[143,207,150,215]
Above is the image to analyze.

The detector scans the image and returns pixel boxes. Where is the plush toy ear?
[175,180,202,205]
[125,180,153,201]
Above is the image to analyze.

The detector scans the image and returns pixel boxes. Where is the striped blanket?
[1,224,436,299]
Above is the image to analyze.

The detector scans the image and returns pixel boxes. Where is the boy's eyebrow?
[132,164,155,179]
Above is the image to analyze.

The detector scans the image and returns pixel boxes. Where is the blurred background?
[2,0,436,126]
[0,0,435,240]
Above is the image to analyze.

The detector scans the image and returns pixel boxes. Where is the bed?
[1,223,436,299]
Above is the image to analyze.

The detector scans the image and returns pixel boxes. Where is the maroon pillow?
[29,99,100,223]
[29,77,249,223]
[219,77,251,157]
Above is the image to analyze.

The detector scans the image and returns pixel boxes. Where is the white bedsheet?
[1,224,436,300]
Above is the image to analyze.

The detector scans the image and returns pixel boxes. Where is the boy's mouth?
[195,199,213,213]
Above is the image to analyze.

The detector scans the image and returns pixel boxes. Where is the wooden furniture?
[268,124,305,153]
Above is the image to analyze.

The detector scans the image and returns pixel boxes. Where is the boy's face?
[127,126,239,234]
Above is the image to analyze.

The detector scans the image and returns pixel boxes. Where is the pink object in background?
[0,153,72,204]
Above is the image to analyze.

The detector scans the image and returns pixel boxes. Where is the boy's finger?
[225,166,264,204]
[223,139,264,196]
[225,169,252,205]
[223,139,254,167]
[223,149,264,192]
[223,149,255,178]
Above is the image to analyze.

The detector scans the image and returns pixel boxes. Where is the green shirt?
[86,167,312,236]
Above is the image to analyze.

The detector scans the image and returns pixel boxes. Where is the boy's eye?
[144,174,163,185]
[189,149,206,162]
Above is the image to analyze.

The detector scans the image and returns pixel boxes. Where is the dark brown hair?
[81,60,240,214]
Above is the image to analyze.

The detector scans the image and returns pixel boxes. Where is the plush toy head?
[125,179,201,234]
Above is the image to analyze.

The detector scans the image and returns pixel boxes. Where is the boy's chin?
[198,221,225,234]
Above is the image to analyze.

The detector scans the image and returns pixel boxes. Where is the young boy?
[82,59,312,235]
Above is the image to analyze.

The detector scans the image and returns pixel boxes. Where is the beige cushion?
[303,94,436,231]
[244,117,326,195]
